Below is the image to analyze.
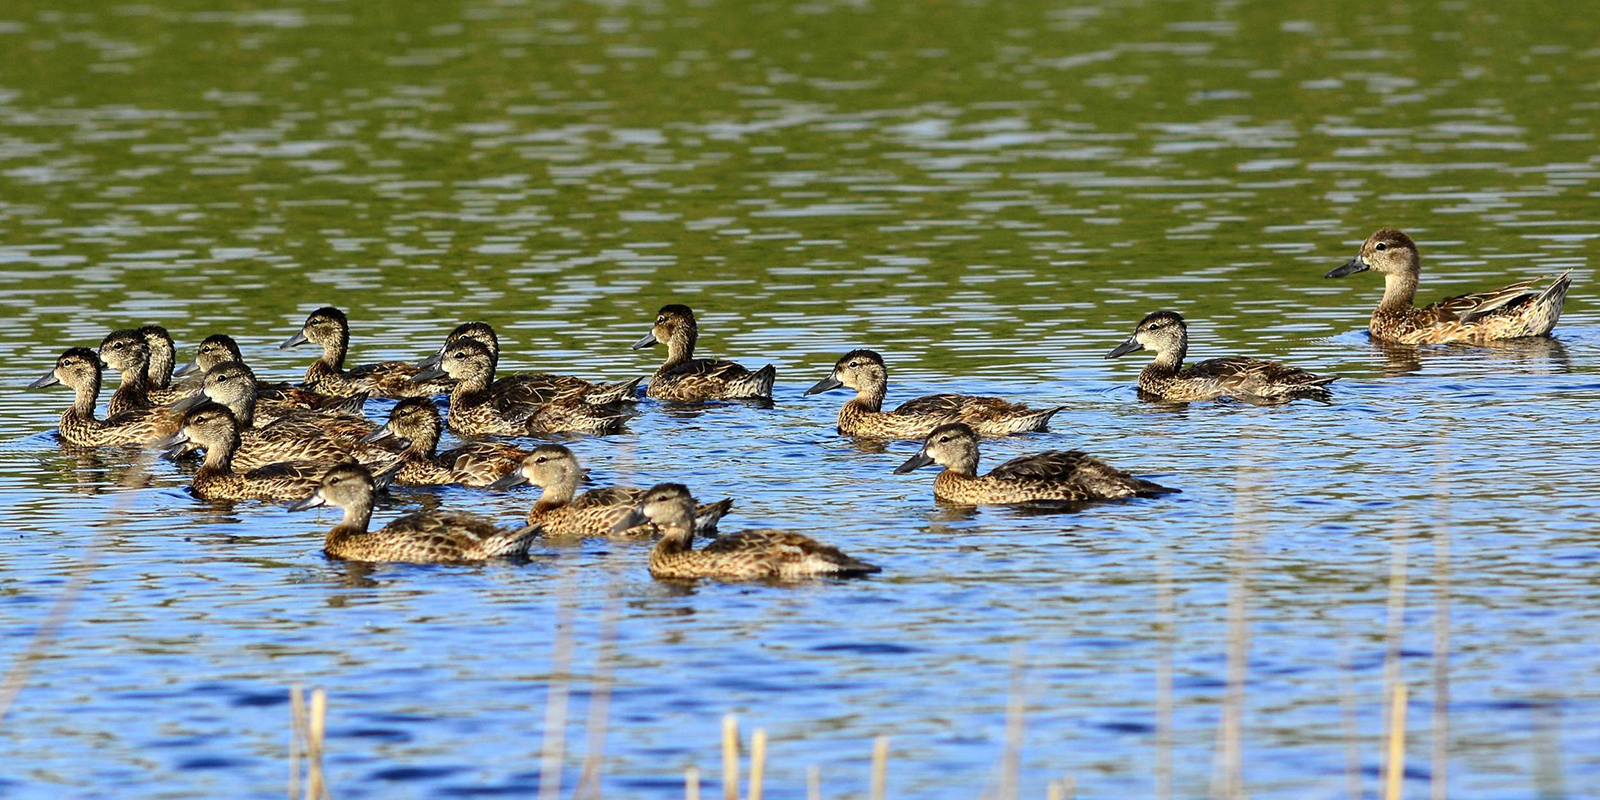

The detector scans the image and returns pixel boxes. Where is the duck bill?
[803,375,843,396]
[1326,256,1369,279]
[173,361,200,377]
[1105,337,1143,359]
[893,450,935,474]
[410,366,449,383]
[487,470,529,490]
[287,490,327,512]
[630,332,658,350]
[171,392,207,413]
[151,430,189,451]
[27,370,60,389]
[415,348,443,369]
[358,425,394,444]
[278,330,309,349]
[610,508,647,533]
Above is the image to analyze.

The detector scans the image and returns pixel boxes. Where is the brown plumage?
[368,398,531,487]
[894,423,1176,505]
[1106,311,1336,403]
[183,361,390,471]
[290,463,542,564]
[618,483,877,580]
[136,325,192,406]
[804,349,1062,439]
[631,304,776,402]
[180,333,368,419]
[419,322,641,406]
[99,329,192,415]
[488,444,733,536]
[156,403,400,502]
[1327,228,1573,344]
[281,306,454,399]
[29,347,181,446]
[416,339,629,437]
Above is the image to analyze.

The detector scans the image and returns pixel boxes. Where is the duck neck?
[199,430,240,474]
[148,342,175,389]
[661,328,696,370]
[115,362,152,407]
[333,496,374,534]
[946,450,980,477]
[71,374,102,419]
[1379,271,1419,313]
[410,423,442,456]
[217,391,257,428]
[851,375,887,412]
[537,473,579,507]
[449,368,493,406]
[652,518,695,554]
[1147,338,1187,376]
[319,329,349,371]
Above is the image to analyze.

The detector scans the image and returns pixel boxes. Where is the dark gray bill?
[415,347,443,369]
[171,392,207,413]
[803,375,843,396]
[358,425,393,444]
[27,370,60,389]
[893,450,935,474]
[611,507,648,533]
[150,430,189,451]
[1325,256,1369,279]
[173,361,200,377]
[287,491,327,512]
[1105,337,1143,359]
[279,330,309,349]
[630,332,658,350]
[487,470,529,490]
[410,366,449,383]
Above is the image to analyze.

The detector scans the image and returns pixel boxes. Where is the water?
[1,0,1597,796]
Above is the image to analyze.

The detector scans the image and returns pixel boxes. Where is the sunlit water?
[1,0,1597,797]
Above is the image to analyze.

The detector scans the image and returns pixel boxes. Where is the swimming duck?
[175,361,387,470]
[1105,311,1337,403]
[289,463,543,564]
[418,322,641,405]
[136,325,192,406]
[153,402,401,502]
[614,483,877,580]
[280,307,453,399]
[894,423,1176,505]
[99,329,190,415]
[487,444,733,536]
[28,347,181,447]
[363,398,531,487]
[805,349,1062,439]
[631,304,776,402]
[1327,228,1573,344]
[177,333,368,417]
[413,339,629,437]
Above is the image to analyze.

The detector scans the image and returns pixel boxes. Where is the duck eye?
[1375,242,1387,251]
[938,435,949,443]
[535,457,547,464]
[847,362,858,368]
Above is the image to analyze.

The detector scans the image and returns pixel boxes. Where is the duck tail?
[750,364,777,399]
[583,376,643,405]
[483,523,544,559]
[366,456,407,491]
[526,403,632,436]
[1529,270,1573,336]
[320,390,370,415]
[693,498,734,534]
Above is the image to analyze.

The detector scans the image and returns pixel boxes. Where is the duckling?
[615,483,877,580]
[1106,311,1337,403]
[177,333,368,417]
[1327,228,1573,344]
[419,322,641,405]
[413,339,629,437]
[28,347,181,447]
[153,403,402,502]
[363,398,531,487]
[894,423,1176,505]
[178,361,387,471]
[280,306,453,399]
[136,324,192,406]
[289,463,542,564]
[631,304,776,402]
[487,444,733,536]
[99,329,188,415]
[805,349,1062,439]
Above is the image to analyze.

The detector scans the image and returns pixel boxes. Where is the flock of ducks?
[28,229,1575,579]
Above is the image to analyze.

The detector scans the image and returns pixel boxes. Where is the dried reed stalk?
[807,765,821,800]
[686,766,701,800]
[749,729,767,800]
[722,714,739,800]
[870,736,888,800]
[539,589,575,800]
[307,688,328,800]
[1384,684,1407,800]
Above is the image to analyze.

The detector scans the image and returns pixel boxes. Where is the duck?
[418,321,641,405]
[28,347,181,447]
[631,304,776,402]
[804,349,1062,439]
[175,361,389,470]
[1326,228,1573,344]
[614,483,877,580]
[153,402,401,502]
[136,325,192,406]
[1105,311,1337,403]
[177,333,368,417]
[99,329,190,415]
[289,463,543,564]
[363,397,531,487]
[893,423,1176,505]
[280,306,454,399]
[487,444,733,536]
[412,339,629,437]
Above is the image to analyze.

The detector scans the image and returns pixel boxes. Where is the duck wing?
[1422,278,1544,325]
[1185,357,1335,393]
[573,486,645,509]
[664,358,756,382]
